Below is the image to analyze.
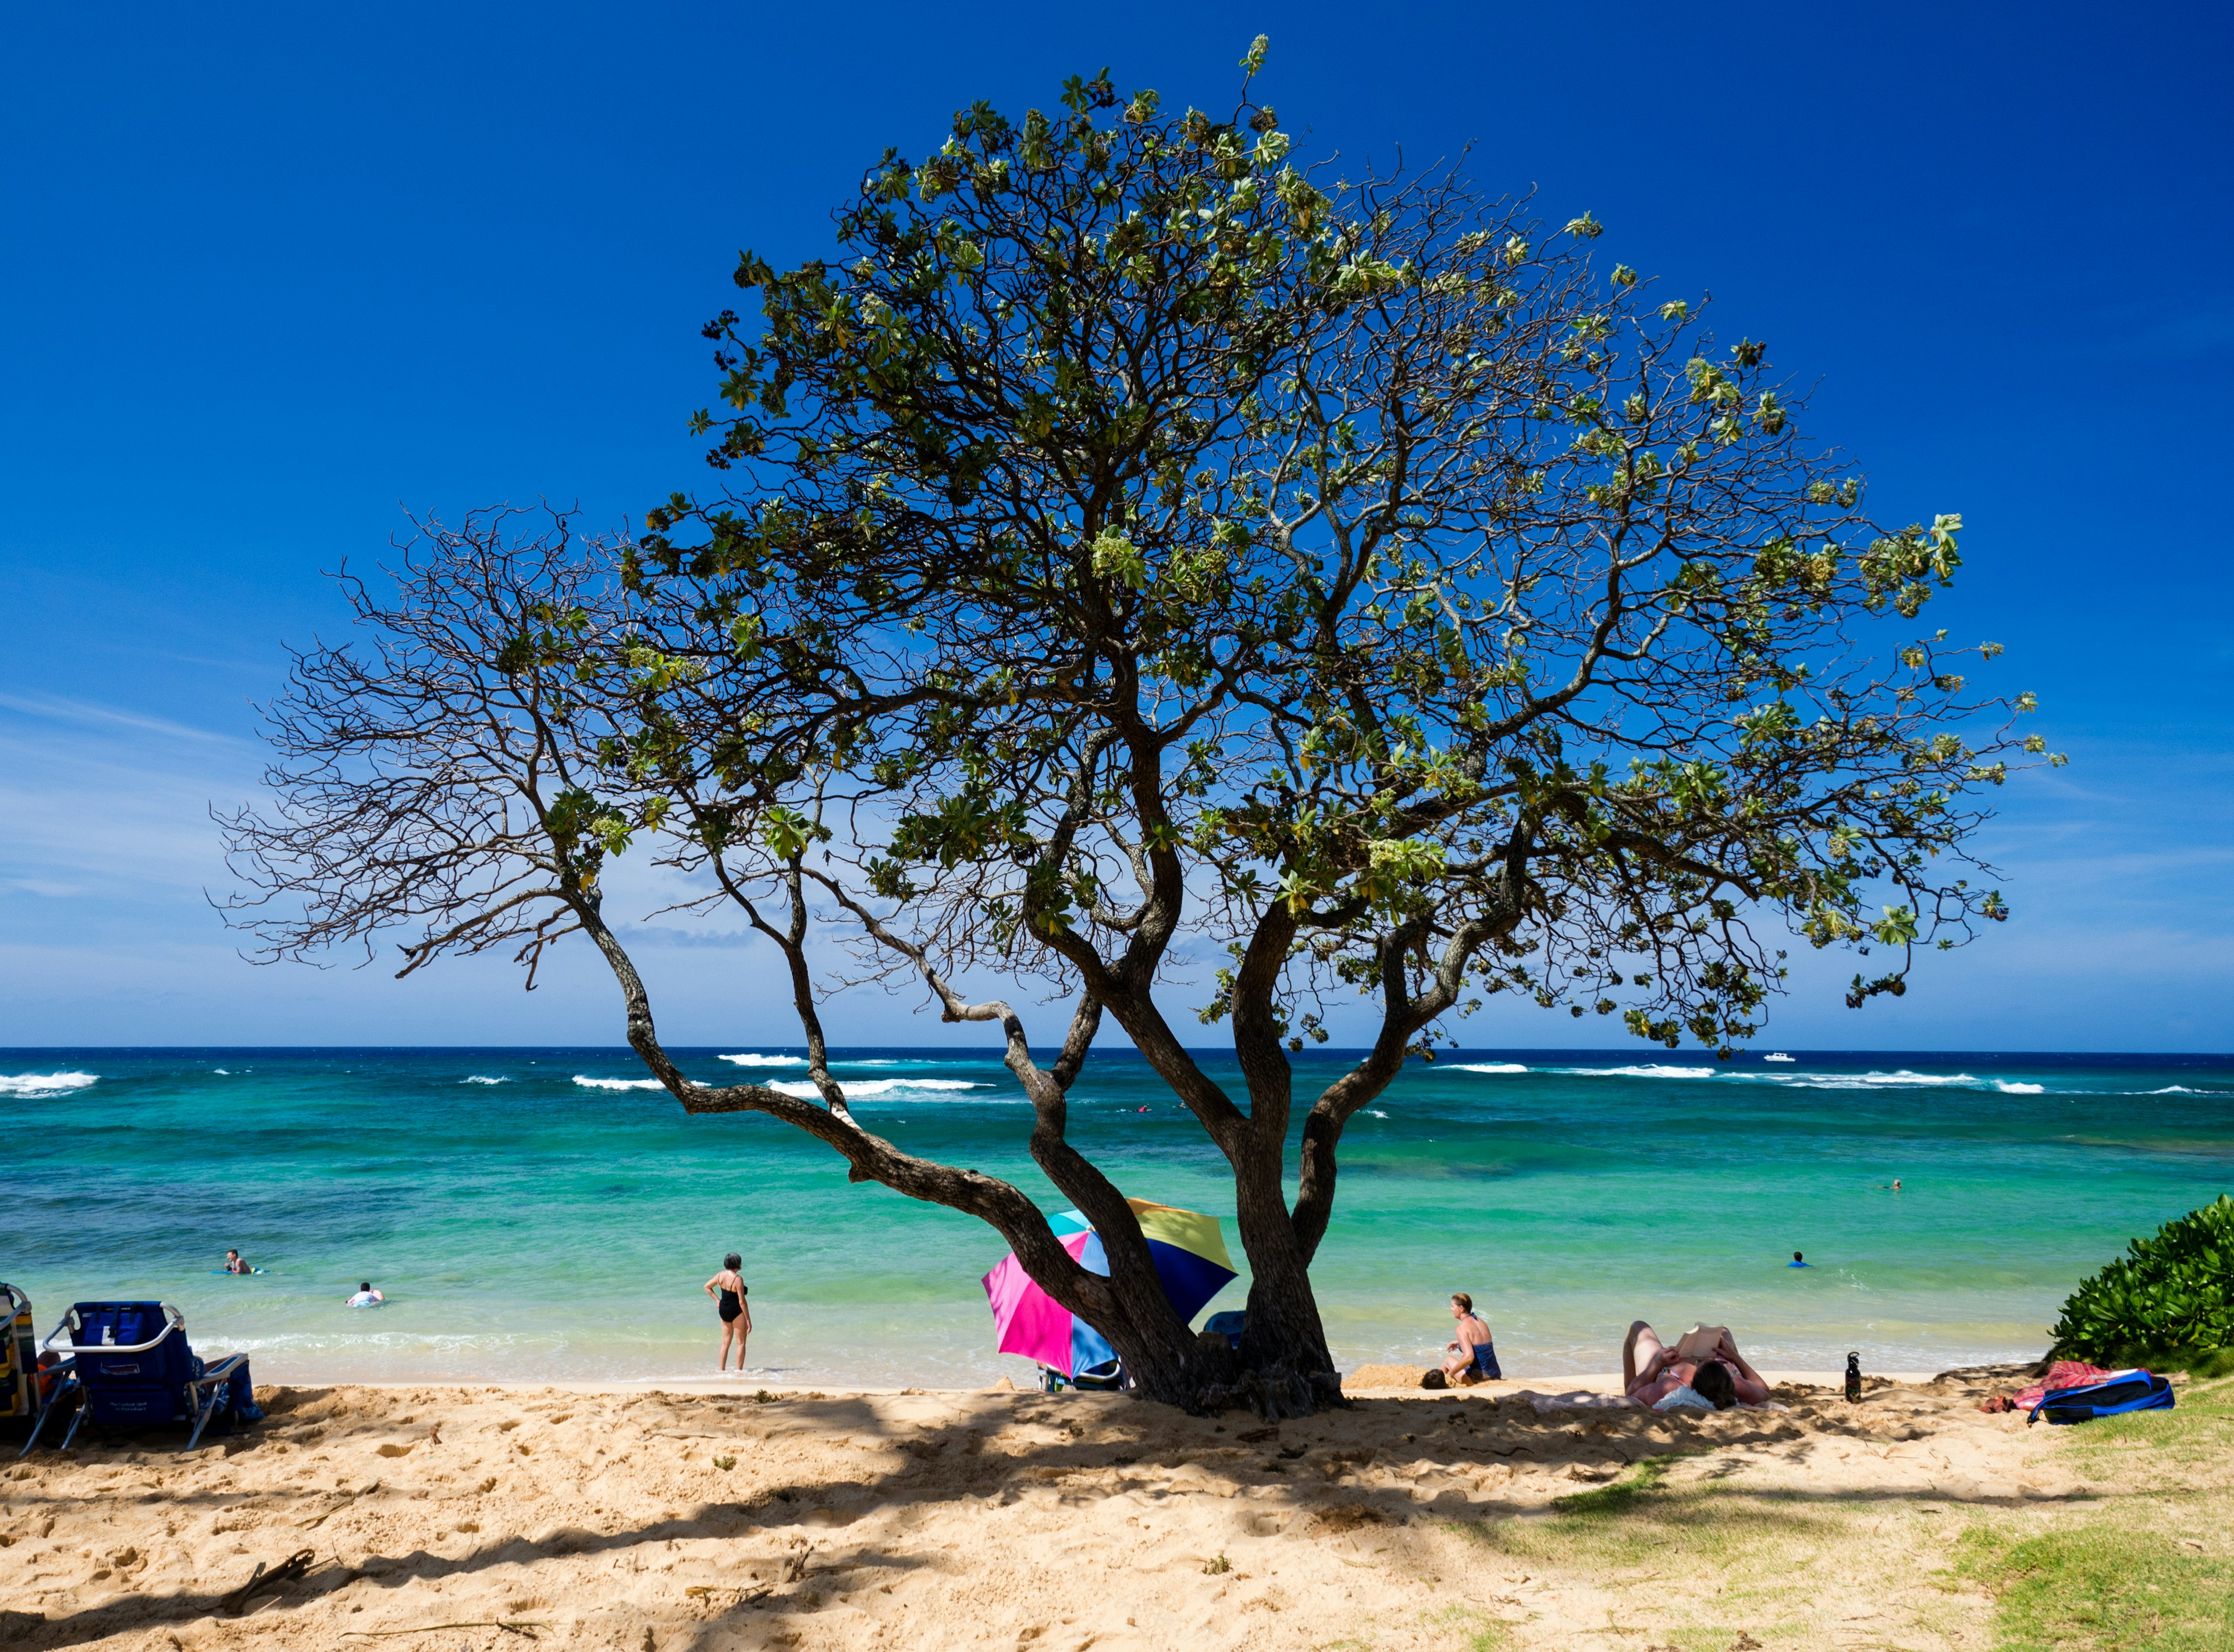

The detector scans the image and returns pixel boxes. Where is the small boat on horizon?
[1765,1052,1796,1063]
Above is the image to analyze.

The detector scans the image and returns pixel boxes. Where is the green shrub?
[2051,1195,2234,1370]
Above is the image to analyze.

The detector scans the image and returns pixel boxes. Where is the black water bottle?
[1845,1351,1863,1402]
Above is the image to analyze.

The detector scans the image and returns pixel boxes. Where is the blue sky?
[2,2,2228,1051]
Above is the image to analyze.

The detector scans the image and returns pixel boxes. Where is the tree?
[223,44,2059,1415]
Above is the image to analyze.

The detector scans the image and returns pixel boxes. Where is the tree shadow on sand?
[6,1378,2084,1650]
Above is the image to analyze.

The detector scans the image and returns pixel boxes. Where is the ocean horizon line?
[6,1042,2232,1060]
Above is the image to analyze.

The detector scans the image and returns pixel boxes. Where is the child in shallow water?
[346,1282,384,1307]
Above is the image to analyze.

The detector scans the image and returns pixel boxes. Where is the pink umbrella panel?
[980,1201,1237,1378]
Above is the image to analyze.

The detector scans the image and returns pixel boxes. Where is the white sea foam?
[771,1078,986,1100]
[463,1075,509,1085]
[1553,1063,1715,1079]
[572,1075,667,1091]
[1850,1070,1979,1085]
[1451,1062,1529,1074]
[718,1053,807,1067]
[1367,1109,1389,1119]
[1755,1069,1983,1090]
[1805,1071,1983,1085]
[1535,1064,2014,1090]
[0,1071,98,1097]
[215,1068,232,1075]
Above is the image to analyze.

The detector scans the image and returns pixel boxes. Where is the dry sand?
[1,1363,2107,1650]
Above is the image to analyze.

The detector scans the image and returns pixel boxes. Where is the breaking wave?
[0,1071,98,1097]
[718,1053,807,1067]
[572,1076,667,1091]
[1551,1064,1716,1080]
[771,1078,987,1100]
[1450,1063,1529,1075]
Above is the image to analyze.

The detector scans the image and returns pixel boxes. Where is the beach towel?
[2014,1360,2113,1410]
[1982,1359,2114,1414]
[1508,1390,1640,1412]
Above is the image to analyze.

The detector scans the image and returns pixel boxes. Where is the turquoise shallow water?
[2,1047,2228,1387]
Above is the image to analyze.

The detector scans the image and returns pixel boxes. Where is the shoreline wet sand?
[12,1363,2222,1651]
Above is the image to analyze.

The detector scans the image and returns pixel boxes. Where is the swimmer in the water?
[1789,1251,1810,1268]
[224,1249,252,1274]
[346,1281,385,1306]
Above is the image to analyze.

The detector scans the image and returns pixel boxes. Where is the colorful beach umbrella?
[981,1198,1237,1377]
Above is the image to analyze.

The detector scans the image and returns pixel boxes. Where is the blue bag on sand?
[2027,1370,2174,1426]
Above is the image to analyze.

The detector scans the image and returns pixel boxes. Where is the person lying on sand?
[1441,1293,1501,1382]
[1623,1322,1770,1410]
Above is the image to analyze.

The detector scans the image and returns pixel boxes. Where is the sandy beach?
[10,1361,2205,1651]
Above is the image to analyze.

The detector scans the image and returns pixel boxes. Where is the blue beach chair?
[1203,1310,1247,1349]
[30,1302,258,1452]
[2026,1369,2175,1426]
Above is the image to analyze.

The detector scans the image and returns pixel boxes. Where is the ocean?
[3,1048,2228,1388]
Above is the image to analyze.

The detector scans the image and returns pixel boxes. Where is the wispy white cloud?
[0,690,248,745]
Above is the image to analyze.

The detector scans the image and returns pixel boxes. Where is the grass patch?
[1443,1453,1845,1582]
[2062,1375,2234,1477]
[2161,1346,2234,1380]
[1955,1523,2234,1650]
[1421,1602,1510,1650]
[1549,1454,1675,1515]
[1949,1375,2234,1649]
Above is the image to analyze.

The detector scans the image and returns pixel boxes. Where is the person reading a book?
[1623,1322,1770,1410]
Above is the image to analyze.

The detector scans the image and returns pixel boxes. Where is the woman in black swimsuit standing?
[703,1252,753,1371]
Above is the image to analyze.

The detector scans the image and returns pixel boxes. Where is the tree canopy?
[223,41,2059,1414]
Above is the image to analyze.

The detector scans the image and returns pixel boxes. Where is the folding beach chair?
[3,1283,81,1458]
[30,1301,257,1452]
[1040,1357,1127,1393]
[13,1281,68,1457]
[2,1283,42,1423]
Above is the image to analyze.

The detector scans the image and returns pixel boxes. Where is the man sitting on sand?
[1441,1293,1501,1382]
[1623,1322,1770,1410]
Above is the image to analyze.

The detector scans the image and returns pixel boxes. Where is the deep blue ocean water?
[3,1047,2228,1387]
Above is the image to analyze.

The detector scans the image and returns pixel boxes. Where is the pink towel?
[1984,1360,2115,1413]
